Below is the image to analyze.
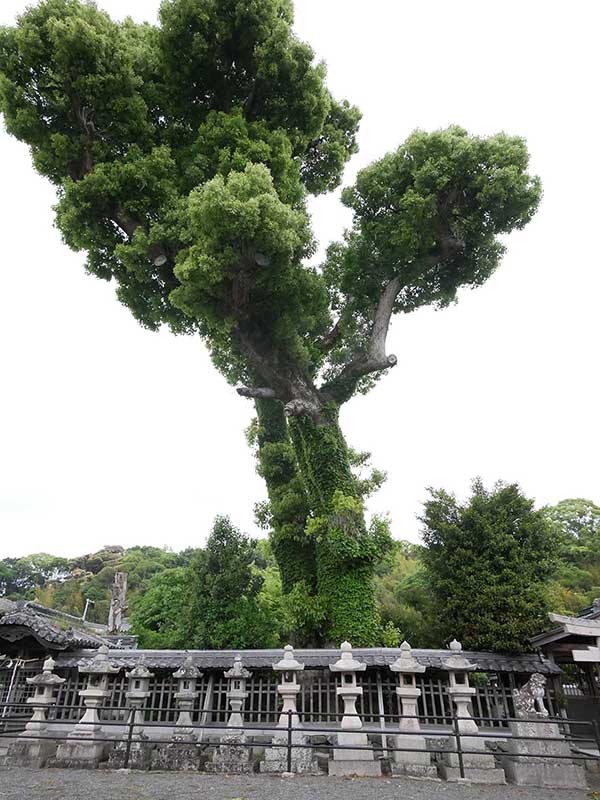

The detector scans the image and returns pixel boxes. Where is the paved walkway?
[0,768,596,800]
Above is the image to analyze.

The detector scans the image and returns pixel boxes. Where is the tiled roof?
[54,646,561,674]
[578,599,600,620]
[0,609,116,651]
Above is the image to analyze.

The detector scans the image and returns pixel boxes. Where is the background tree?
[129,567,189,648]
[5,495,599,651]
[0,544,194,624]
[544,498,600,558]
[0,0,540,644]
[543,498,600,614]
[420,479,557,652]
[0,533,285,649]
[0,554,70,598]
[184,515,280,649]
[374,540,439,648]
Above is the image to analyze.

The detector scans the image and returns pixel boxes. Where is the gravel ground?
[0,768,597,800]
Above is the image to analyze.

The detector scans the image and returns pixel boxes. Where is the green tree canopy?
[129,567,189,649]
[543,498,600,614]
[544,498,600,559]
[0,0,541,644]
[420,479,557,653]
[0,554,70,597]
[374,540,439,648]
[185,515,280,649]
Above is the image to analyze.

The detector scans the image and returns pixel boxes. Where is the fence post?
[123,706,135,769]
[286,708,293,773]
[452,707,465,779]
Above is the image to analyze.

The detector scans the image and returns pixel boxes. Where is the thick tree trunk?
[254,398,316,594]
[288,405,383,646]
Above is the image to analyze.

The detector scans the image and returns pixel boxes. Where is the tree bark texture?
[288,405,383,646]
[255,398,316,594]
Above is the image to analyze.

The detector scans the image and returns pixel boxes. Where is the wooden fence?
[0,661,560,730]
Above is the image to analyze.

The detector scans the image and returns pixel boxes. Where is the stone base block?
[328,759,382,777]
[504,760,587,789]
[391,762,439,779]
[260,740,322,775]
[53,739,109,769]
[391,735,438,780]
[108,739,154,770]
[393,735,433,766]
[205,735,255,774]
[438,765,506,784]
[260,737,320,775]
[508,720,573,758]
[6,739,58,768]
[443,752,498,770]
[441,735,498,771]
[439,743,504,784]
[151,742,202,772]
[334,731,376,762]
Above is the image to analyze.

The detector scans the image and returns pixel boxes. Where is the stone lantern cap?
[441,639,477,672]
[173,655,202,680]
[329,641,367,673]
[126,657,155,680]
[272,645,305,672]
[224,654,251,680]
[78,645,120,675]
[27,655,65,687]
[389,641,426,674]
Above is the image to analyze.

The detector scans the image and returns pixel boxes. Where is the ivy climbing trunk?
[288,405,383,646]
[255,398,316,593]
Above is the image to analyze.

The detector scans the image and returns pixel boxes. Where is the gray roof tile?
[53,646,561,674]
[0,609,116,651]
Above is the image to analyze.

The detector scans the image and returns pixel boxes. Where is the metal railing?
[1,702,599,778]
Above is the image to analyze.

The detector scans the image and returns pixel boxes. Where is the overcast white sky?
[1,0,598,559]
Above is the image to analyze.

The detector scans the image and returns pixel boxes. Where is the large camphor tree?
[0,0,541,645]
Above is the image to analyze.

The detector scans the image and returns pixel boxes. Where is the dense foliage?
[0,0,541,643]
[127,567,189,648]
[543,499,600,614]
[0,545,192,625]
[182,516,280,648]
[419,480,558,652]
[2,495,599,652]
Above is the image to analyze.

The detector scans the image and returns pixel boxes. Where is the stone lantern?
[206,654,254,774]
[7,655,66,767]
[439,639,504,784]
[172,655,202,742]
[328,641,381,777]
[442,639,478,735]
[224,654,251,729]
[55,644,120,768]
[124,657,155,736]
[152,656,203,772]
[389,641,436,778]
[273,644,303,729]
[25,656,66,734]
[261,645,316,775]
[108,657,155,769]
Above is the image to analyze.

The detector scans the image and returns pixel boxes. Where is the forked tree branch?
[68,95,170,269]
[321,276,402,398]
[322,234,465,401]
[113,207,169,267]
[236,387,279,400]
